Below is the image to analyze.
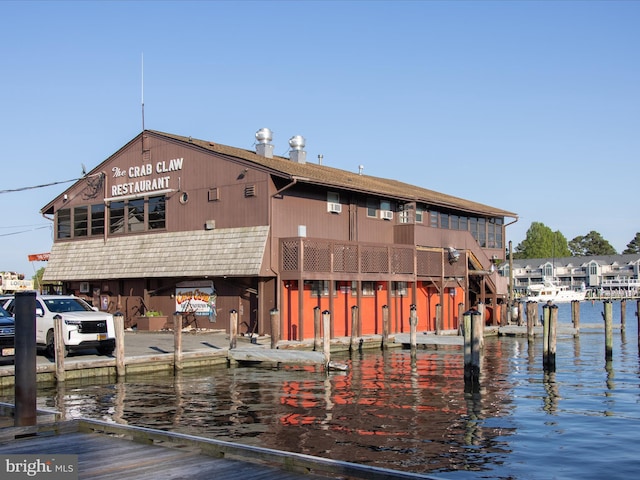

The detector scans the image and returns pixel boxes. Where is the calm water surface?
[3,301,640,479]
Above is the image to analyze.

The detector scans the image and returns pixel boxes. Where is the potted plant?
[136,310,168,331]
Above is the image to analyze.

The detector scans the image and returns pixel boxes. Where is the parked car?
[4,295,115,358]
[0,305,15,364]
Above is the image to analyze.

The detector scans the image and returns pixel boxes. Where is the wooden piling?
[173,313,182,372]
[620,299,626,331]
[604,301,613,360]
[463,310,482,387]
[349,306,358,352]
[409,304,417,352]
[270,308,280,349]
[435,303,442,335]
[14,291,36,427]
[463,312,472,370]
[229,309,238,350]
[546,305,558,371]
[53,314,65,383]
[322,310,331,366]
[382,305,390,349]
[458,302,465,333]
[571,300,580,336]
[114,312,126,378]
[542,305,550,367]
[637,299,640,351]
[526,302,535,340]
[313,307,321,351]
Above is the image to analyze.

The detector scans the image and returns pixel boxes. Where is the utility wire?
[0,177,83,195]
[0,225,50,237]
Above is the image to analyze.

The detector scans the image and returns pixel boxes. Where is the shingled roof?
[150,130,516,218]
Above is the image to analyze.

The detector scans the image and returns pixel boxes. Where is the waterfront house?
[499,254,640,299]
[41,129,517,339]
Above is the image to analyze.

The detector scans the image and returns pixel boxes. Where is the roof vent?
[255,128,274,158]
[288,135,306,164]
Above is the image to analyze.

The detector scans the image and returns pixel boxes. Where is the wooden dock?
[228,347,326,366]
[0,416,436,480]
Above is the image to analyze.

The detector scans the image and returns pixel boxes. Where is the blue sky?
[1,0,638,277]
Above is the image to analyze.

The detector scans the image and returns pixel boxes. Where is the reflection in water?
[2,302,640,478]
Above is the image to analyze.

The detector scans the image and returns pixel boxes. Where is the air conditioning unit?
[79,282,90,293]
[380,210,394,220]
[327,202,342,213]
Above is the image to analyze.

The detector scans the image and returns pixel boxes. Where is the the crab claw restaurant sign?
[110,158,184,197]
[175,281,216,320]
[1,454,77,479]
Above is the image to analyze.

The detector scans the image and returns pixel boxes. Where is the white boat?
[524,280,587,303]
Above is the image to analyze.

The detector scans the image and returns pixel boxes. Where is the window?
[398,204,412,224]
[91,204,105,235]
[459,216,468,231]
[430,211,438,228]
[351,281,375,296]
[380,200,391,212]
[440,213,449,229]
[450,215,459,230]
[73,206,88,237]
[478,218,486,247]
[127,198,145,232]
[392,282,407,296]
[109,201,125,234]
[544,263,553,278]
[57,209,71,239]
[366,199,377,218]
[148,196,166,230]
[327,192,341,213]
[415,208,423,223]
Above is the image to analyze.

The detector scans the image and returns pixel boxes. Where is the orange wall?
[281,281,466,340]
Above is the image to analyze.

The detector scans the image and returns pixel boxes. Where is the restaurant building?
[41,129,516,339]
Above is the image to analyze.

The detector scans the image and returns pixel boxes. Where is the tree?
[513,222,571,259]
[622,232,640,254]
[32,267,45,293]
[568,231,616,256]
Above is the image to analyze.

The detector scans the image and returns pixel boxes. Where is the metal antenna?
[141,52,145,132]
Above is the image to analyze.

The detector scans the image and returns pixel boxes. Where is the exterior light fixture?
[448,247,460,264]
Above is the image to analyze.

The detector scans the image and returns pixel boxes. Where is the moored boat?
[524,280,586,303]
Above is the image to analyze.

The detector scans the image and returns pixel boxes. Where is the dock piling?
[53,314,65,383]
[382,305,390,349]
[313,307,321,351]
[409,304,417,353]
[14,291,36,427]
[270,308,280,349]
[114,311,126,378]
[349,306,358,352]
[604,301,613,360]
[463,309,482,388]
[322,310,331,367]
[173,313,182,372]
[229,309,238,350]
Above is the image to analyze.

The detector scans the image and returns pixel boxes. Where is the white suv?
[5,295,116,358]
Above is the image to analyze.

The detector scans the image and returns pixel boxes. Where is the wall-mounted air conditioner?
[327,202,342,213]
[79,282,90,293]
[380,210,394,220]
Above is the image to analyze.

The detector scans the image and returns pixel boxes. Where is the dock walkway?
[0,417,436,480]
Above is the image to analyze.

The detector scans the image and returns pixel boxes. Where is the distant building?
[499,254,640,298]
[41,129,517,338]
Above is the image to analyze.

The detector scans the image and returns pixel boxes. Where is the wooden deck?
[0,418,436,480]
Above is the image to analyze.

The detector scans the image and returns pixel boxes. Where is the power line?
[0,177,83,195]
[0,225,50,237]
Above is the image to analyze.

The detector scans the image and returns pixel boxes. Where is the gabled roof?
[151,130,516,218]
[509,254,640,270]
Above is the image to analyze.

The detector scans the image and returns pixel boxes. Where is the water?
[2,301,640,479]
